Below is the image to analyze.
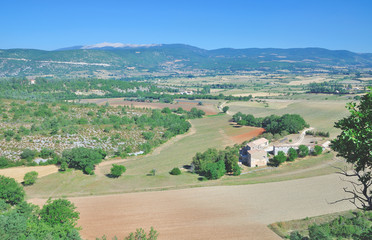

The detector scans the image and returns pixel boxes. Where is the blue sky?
[1,0,371,52]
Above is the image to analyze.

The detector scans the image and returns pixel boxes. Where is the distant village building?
[240,138,269,167]
[180,90,194,95]
[29,79,36,85]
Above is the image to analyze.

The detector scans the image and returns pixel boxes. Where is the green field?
[25,114,345,199]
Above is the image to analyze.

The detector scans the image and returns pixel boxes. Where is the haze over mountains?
[1,42,371,78]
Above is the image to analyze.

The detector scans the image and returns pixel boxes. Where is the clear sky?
[1,0,371,52]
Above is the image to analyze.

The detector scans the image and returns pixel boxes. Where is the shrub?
[313,145,323,156]
[161,107,171,114]
[40,148,55,159]
[169,167,181,175]
[149,169,156,176]
[298,145,309,157]
[142,132,155,140]
[3,129,15,138]
[270,151,287,166]
[60,161,68,171]
[23,171,38,185]
[0,157,14,168]
[20,149,37,161]
[110,164,126,178]
[222,106,229,113]
[287,148,298,162]
[14,135,22,141]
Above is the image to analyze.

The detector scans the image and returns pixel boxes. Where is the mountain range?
[1,43,371,78]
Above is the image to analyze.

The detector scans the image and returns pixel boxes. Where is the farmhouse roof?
[251,138,268,146]
[248,149,267,157]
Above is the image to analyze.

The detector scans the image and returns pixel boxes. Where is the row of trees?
[232,113,309,135]
[270,145,323,167]
[308,81,349,94]
[192,145,241,180]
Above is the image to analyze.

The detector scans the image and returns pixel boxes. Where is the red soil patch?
[230,128,265,144]
[80,98,218,115]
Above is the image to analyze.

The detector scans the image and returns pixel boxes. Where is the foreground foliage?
[331,89,372,210]
[289,211,372,240]
[96,227,158,240]
[0,176,25,205]
[0,176,82,239]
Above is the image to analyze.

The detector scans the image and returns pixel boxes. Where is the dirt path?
[95,124,197,176]
[0,165,59,182]
[290,127,314,146]
[30,173,355,240]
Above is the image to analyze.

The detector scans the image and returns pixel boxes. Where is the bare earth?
[30,174,354,240]
[0,165,59,182]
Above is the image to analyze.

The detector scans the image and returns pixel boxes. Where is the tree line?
[232,112,309,135]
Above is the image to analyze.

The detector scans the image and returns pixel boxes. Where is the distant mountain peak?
[81,42,161,49]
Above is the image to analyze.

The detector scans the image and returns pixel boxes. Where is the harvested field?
[30,174,355,240]
[80,98,219,115]
[0,165,59,182]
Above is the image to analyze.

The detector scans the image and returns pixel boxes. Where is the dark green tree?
[40,198,80,228]
[222,106,229,113]
[110,164,126,178]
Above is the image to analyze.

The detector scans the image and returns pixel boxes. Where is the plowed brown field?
[30,174,354,240]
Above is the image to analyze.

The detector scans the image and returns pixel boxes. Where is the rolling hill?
[1,43,371,78]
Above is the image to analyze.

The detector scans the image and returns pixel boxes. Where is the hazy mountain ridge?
[1,44,371,78]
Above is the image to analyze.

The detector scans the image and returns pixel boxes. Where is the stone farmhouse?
[240,138,269,167]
